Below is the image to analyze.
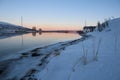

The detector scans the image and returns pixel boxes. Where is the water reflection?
[32,32,42,36]
[21,35,24,47]
[0,32,81,60]
[39,32,42,35]
[32,32,36,36]
[0,33,25,39]
[0,32,80,39]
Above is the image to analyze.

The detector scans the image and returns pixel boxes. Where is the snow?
[0,21,23,29]
[0,18,120,80]
[34,18,120,80]
[0,37,84,80]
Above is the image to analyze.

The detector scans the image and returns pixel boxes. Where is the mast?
[21,16,23,26]
[21,16,23,47]
[85,20,86,26]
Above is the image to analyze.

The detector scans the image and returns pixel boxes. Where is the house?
[83,26,96,33]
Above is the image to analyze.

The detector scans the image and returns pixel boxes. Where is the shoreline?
[0,35,90,80]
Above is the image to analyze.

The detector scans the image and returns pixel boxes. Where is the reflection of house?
[83,26,96,33]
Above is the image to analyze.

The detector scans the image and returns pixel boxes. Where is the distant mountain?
[0,21,27,29]
[0,21,34,33]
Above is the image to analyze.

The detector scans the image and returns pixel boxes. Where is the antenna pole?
[85,20,86,26]
[21,16,23,26]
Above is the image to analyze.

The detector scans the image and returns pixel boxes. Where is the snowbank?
[35,18,120,80]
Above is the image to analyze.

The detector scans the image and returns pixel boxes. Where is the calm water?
[0,32,81,59]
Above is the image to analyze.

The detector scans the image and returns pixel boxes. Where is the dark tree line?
[97,20,109,32]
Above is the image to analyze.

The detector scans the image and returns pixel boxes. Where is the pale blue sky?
[0,0,120,30]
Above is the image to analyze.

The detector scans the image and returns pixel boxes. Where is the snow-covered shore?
[35,18,120,80]
[0,35,89,80]
[0,18,120,80]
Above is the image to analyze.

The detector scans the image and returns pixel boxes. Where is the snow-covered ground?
[0,18,120,80]
[34,18,120,80]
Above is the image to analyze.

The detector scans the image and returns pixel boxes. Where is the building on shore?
[83,26,96,33]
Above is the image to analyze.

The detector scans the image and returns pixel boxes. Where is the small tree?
[39,28,42,32]
[97,22,102,32]
[106,21,109,27]
[32,26,36,31]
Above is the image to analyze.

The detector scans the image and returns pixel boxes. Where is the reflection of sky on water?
[0,33,80,59]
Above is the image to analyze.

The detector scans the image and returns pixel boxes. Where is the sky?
[0,0,120,30]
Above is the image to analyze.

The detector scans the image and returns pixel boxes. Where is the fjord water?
[0,32,81,59]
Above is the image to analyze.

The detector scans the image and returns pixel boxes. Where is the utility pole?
[21,16,23,26]
[85,20,87,26]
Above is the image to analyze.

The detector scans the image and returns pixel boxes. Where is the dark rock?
[22,53,29,55]
[38,63,42,66]
[31,52,40,57]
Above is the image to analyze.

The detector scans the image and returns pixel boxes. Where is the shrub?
[93,38,102,61]
[81,42,88,65]
[54,50,60,56]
